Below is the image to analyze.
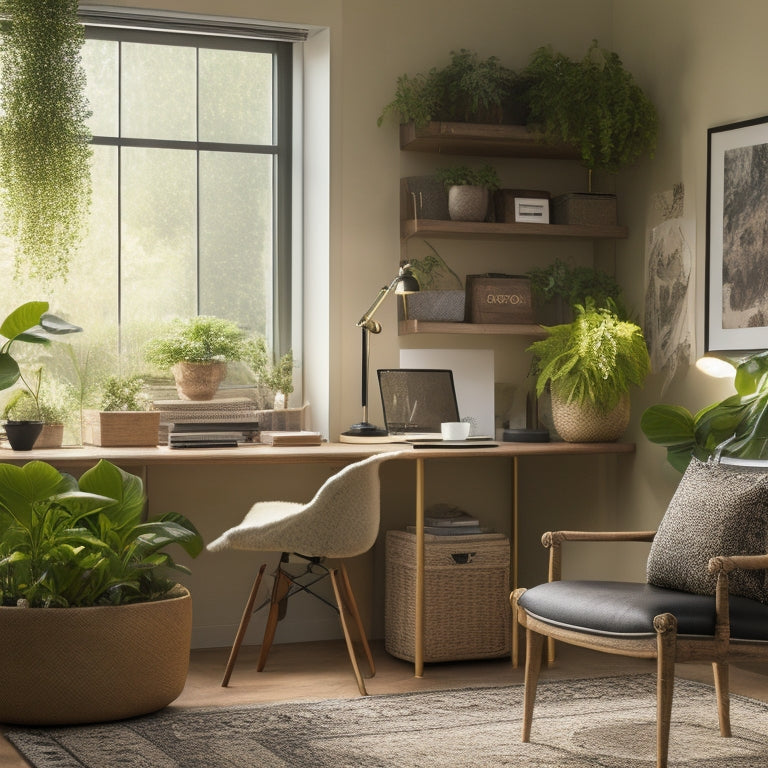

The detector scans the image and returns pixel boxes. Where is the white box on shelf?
[514,197,550,224]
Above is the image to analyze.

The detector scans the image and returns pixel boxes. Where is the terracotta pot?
[551,392,630,442]
[171,361,227,400]
[0,586,192,725]
[34,423,64,449]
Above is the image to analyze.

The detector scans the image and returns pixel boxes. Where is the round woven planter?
[448,185,489,222]
[0,586,192,725]
[171,361,227,400]
[551,392,630,443]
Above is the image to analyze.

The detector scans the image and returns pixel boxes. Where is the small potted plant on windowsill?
[144,316,249,401]
[527,299,650,442]
[2,380,71,450]
[82,375,160,447]
[436,163,501,222]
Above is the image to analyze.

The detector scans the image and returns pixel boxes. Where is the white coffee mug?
[441,421,470,441]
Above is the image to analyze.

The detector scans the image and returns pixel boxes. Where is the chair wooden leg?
[330,564,371,695]
[221,564,267,686]
[522,627,545,742]
[713,661,732,737]
[654,613,678,768]
[257,566,292,672]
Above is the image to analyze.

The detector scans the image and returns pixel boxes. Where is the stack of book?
[407,505,491,536]
[153,398,261,444]
[260,430,323,446]
[167,421,260,449]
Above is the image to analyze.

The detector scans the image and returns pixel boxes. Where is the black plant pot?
[4,420,43,451]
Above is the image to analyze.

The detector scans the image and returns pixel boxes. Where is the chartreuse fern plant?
[0,0,92,282]
[528,300,650,415]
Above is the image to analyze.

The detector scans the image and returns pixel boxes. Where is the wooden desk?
[0,440,634,675]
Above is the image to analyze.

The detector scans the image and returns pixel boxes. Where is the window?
[3,15,298,383]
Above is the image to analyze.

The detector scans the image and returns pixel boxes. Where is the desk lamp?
[342,265,419,440]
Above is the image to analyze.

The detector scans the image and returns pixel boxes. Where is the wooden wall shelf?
[401,218,629,242]
[399,121,580,159]
[399,319,547,336]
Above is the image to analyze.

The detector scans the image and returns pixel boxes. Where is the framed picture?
[706,115,768,351]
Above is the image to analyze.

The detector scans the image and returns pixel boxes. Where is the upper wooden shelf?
[399,121,580,159]
[401,218,629,241]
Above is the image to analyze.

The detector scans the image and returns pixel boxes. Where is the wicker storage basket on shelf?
[385,529,511,663]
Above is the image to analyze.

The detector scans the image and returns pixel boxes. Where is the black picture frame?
[706,115,768,352]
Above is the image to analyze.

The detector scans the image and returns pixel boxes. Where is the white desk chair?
[207,451,402,695]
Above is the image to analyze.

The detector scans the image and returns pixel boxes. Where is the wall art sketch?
[644,183,695,393]
[707,116,768,351]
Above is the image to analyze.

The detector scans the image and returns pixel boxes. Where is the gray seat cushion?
[646,457,768,603]
[518,580,768,640]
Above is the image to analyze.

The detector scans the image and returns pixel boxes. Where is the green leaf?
[0,352,20,390]
[0,301,48,343]
[639,404,694,445]
[0,461,72,529]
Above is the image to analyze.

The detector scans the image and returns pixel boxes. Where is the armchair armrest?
[707,552,768,655]
[542,530,657,583]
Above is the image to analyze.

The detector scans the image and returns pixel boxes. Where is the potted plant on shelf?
[144,315,249,401]
[0,0,92,282]
[519,40,658,224]
[82,375,160,447]
[0,301,82,450]
[377,48,522,128]
[641,351,768,472]
[401,240,465,322]
[528,299,650,442]
[436,163,500,222]
[526,258,626,323]
[0,458,203,725]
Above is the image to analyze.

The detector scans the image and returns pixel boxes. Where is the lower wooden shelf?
[399,320,547,336]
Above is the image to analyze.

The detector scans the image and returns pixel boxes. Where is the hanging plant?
[0,0,92,282]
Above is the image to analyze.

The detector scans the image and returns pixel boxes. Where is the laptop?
[377,369,460,440]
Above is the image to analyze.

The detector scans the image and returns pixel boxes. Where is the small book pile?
[260,430,323,446]
[407,503,492,536]
[168,421,260,449]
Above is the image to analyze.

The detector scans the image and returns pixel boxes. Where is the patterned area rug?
[7,675,768,767]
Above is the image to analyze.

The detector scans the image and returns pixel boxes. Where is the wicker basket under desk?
[385,529,511,663]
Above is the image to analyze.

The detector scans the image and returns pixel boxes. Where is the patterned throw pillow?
[646,457,768,603]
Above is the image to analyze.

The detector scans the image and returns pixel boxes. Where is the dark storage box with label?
[385,530,511,663]
[551,192,617,226]
[465,274,534,324]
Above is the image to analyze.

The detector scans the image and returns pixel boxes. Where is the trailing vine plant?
[0,0,92,282]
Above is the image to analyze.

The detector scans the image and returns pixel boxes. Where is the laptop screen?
[377,369,460,435]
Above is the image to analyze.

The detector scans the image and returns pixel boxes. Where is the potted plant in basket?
[528,299,650,442]
[0,301,82,450]
[641,351,768,472]
[0,458,203,725]
[402,240,465,322]
[144,315,249,401]
[82,375,160,447]
[519,40,658,224]
[436,163,500,222]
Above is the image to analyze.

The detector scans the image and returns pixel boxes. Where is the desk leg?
[512,455,519,668]
[415,457,425,678]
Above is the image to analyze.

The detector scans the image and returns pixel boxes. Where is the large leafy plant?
[0,459,203,607]
[641,352,768,472]
[521,40,658,188]
[0,0,92,282]
[528,300,650,414]
[0,301,82,419]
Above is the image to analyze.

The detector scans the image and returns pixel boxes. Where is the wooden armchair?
[511,457,768,768]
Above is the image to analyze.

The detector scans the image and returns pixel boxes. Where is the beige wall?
[96,0,763,645]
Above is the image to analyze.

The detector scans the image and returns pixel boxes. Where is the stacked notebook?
[167,421,260,449]
[407,504,493,536]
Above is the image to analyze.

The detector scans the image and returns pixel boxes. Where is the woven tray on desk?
[385,529,511,663]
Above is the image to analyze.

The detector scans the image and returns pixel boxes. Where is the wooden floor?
[2,640,767,767]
